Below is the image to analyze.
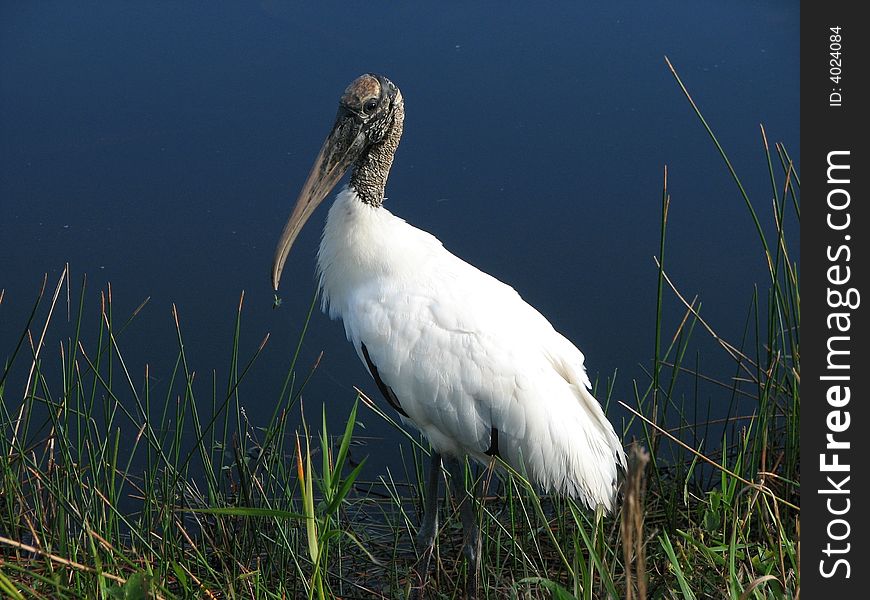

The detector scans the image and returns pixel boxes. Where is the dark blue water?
[1,3,798,475]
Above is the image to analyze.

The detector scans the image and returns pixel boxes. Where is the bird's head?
[338,73,401,146]
[271,73,404,291]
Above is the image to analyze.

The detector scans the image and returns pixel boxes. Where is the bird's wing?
[342,251,625,509]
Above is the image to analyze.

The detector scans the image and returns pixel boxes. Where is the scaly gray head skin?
[271,74,405,291]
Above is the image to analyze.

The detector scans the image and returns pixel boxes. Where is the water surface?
[1,2,799,475]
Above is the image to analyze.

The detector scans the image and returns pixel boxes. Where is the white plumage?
[270,74,626,593]
[317,187,626,510]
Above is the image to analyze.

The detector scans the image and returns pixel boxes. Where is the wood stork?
[271,73,626,590]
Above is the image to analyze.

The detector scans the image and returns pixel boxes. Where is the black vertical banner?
[802,4,868,597]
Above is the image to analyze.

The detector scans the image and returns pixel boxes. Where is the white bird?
[271,73,626,593]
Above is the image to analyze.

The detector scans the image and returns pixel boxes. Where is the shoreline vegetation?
[1,61,798,599]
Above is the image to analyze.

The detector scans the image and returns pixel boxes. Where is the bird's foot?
[411,519,437,600]
[461,521,479,565]
[410,541,435,600]
[411,452,443,600]
[462,526,481,600]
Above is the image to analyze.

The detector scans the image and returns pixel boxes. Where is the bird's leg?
[444,456,480,598]
[417,451,442,551]
[413,451,442,598]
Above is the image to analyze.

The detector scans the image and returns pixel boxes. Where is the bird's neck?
[350,98,405,207]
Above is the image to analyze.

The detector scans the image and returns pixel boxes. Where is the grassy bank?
[1,61,799,599]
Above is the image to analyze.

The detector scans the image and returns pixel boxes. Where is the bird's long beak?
[271,113,366,290]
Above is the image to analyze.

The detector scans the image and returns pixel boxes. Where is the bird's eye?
[363,98,379,113]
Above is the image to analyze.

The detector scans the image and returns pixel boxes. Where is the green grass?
[1,59,799,599]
